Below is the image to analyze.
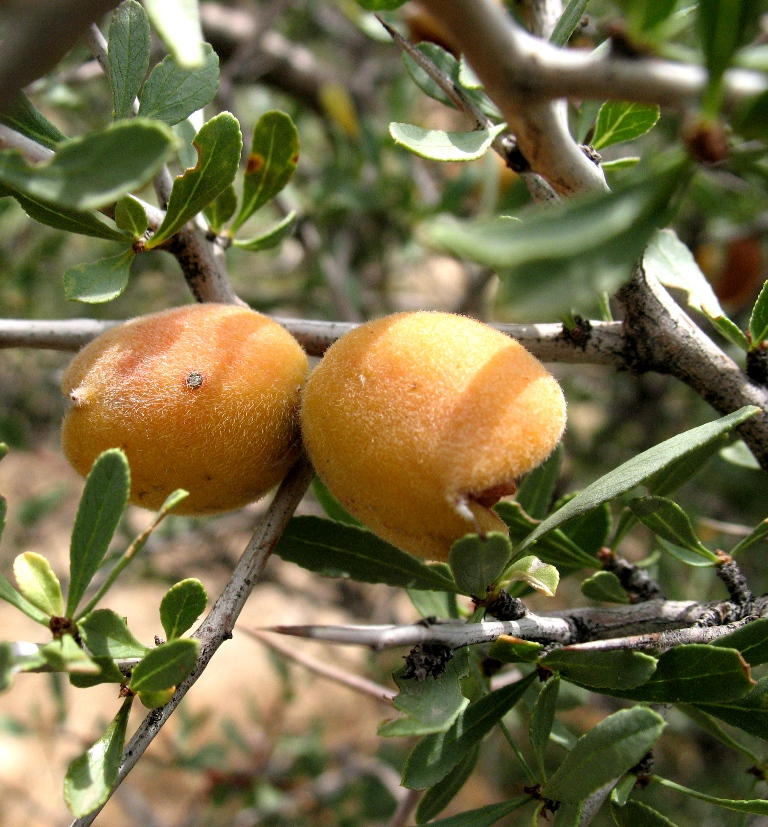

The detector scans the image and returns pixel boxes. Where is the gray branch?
[266,599,713,650]
[0,316,627,364]
[616,268,768,470]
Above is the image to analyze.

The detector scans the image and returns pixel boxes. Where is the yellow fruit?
[301,312,566,561]
[61,304,308,516]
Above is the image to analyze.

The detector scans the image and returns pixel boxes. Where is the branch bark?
[0,316,627,364]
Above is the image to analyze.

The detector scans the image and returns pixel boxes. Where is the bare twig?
[240,626,397,702]
[68,453,314,827]
[265,599,727,650]
[388,788,422,827]
[0,316,627,364]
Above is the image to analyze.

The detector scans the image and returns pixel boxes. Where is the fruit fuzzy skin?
[301,312,566,561]
[62,304,308,515]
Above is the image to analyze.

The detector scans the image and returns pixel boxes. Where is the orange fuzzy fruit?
[61,304,308,516]
[301,312,566,561]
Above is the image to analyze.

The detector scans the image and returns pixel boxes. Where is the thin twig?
[68,453,314,827]
[388,788,422,827]
[264,599,731,651]
[240,626,397,702]
[0,316,628,364]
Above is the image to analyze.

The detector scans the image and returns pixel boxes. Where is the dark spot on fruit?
[186,371,204,389]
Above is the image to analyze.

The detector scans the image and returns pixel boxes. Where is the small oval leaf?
[13,552,63,617]
[160,578,207,640]
[129,637,199,693]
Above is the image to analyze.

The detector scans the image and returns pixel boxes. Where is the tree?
[2,0,768,824]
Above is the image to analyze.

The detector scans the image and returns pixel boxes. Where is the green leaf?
[658,538,718,568]
[559,503,611,556]
[232,211,296,251]
[146,112,242,248]
[646,434,728,496]
[581,571,630,604]
[530,676,560,780]
[69,656,127,688]
[408,587,459,620]
[601,157,641,171]
[511,407,759,557]
[551,0,589,46]
[274,516,458,592]
[0,119,175,210]
[678,704,762,763]
[64,696,132,817]
[114,195,148,238]
[415,744,481,824]
[552,803,582,826]
[402,672,537,789]
[142,0,205,68]
[356,0,409,9]
[517,444,563,520]
[449,533,511,597]
[734,89,768,139]
[592,102,660,150]
[0,569,50,624]
[312,476,363,527]
[692,675,768,739]
[78,608,150,659]
[487,635,542,663]
[107,0,151,120]
[64,248,135,304]
[643,230,737,332]
[403,43,500,120]
[379,648,470,737]
[40,634,99,674]
[495,502,597,572]
[389,122,506,162]
[698,0,763,85]
[415,796,530,827]
[628,496,717,561]
[543,707,665,804]
[505,555,559,597]
[137,43,219,125]
[0,642,14,692]
[160,578,207,640]
[138,686,176,708]
[652,775,768,815]
[12,552,63,617]
[67,449,130,617]
[10,189,132,241]
[731,517,768,556]
[1,92,66,149]
[720,440,760,470]
[202,183,237,233]
[542,649,658,691]
[425,161,690,320]
[129,637,199,692]
[749,279,768,347]
[610,799,679,827]
[607,645,754,703]
[709,313,750,350]
[232,111,300,233]
[712,619,768,666]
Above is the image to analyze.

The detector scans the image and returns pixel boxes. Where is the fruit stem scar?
[186,371,204,389]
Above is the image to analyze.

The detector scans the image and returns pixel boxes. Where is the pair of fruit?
[62,304,566,561]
